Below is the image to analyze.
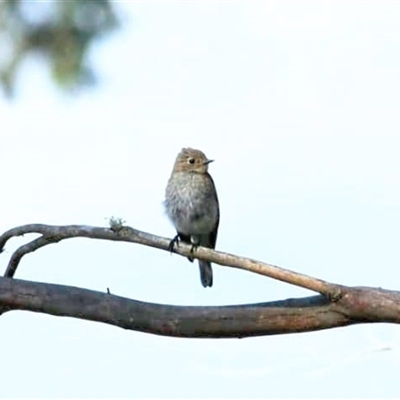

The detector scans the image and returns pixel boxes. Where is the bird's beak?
[204,159,214,165]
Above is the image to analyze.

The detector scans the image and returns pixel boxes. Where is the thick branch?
[0,224,340,297]
[1,224,400,336]
[0,277,399,337]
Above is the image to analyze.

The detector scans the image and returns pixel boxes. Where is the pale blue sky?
[1,1,400,397]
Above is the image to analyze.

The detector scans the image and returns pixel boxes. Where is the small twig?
[0,223,342,297]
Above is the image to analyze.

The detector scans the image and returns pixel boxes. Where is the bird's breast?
[165,172,218,235]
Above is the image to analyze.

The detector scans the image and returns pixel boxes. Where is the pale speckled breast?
[165,171,219,235]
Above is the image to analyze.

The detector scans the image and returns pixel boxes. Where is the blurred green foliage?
[0,0,119,96]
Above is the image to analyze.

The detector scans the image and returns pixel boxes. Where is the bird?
[164,147,220,288]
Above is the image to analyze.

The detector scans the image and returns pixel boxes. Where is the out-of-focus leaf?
[0,0,120,97]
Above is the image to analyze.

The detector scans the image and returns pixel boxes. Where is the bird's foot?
[168,235,180,253]
[188,244,198,261]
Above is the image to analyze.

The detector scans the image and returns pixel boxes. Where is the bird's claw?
[168,235,180,253]
[168,235,197,263]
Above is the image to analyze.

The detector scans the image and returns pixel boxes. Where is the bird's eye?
[188,157,195,164]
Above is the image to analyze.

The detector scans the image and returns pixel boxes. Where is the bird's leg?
[168,234,180,253]
[188,235,201,261]
[187,244,198,262]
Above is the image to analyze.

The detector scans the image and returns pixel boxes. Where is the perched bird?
[165,148,220,288]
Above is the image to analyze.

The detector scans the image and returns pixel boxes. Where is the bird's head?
[173,148,214,174]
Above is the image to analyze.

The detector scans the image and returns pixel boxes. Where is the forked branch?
[0,223,341,297]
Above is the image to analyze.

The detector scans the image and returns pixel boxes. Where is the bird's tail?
[199,260,213,288]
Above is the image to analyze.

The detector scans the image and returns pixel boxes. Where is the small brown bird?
[164,148,220,287]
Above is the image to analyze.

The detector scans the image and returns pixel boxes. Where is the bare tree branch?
[0,276,399,338]
[5,236,59,278]
[0,223,340,297]
[1,223,400,336]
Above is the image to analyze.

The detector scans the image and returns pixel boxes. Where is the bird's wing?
[206,172,220,250]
